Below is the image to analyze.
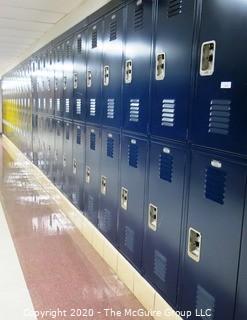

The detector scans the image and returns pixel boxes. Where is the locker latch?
[156,53,166,80]
[63,76,67,90]
[188,228,201,262]
[86,166,91,183]
[73,159,77,174]
[125,60,132,84]
[73,73,78,89]
[63,155,66,167]
[48,79,51,91]
[148,204,158,231]
[103,66,110,86]
[55,78,58,91]
[200,41,216,76]
[101,176,107,195]
[55,150,58,161]
[87,71,92,87]
[121,187,128,210]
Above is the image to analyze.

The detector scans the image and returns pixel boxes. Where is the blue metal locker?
[190,0,247,156]
[40,51,48,115]
[122,0,154,134]
[119,134,148,268]
[46,117,55,181]
[37,115,44,170]
[72,122,85,210]
[98,129,120,245]
[54,45,64,118]
[180,149,246,320]
[73,30,86,122]
[86,20,103,124]
[63,38,74,120]
[150,0,197,141]
[53,119,64,189]
[62,120,73,198]
[102,8,124,128]
[84,125,101,225]
[47,48,55,116]
[143,140,187,306]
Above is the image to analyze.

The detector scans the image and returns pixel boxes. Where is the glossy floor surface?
[0,138,152,320]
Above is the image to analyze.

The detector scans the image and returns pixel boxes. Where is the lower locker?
[98,129,120,245]
[32,114,38,165]
[62,120,73,199]
[84,125,100,226]
[46,117,55,181]
[180,149,247,320]
[53,119,64,190]
[71,122,85,210]
[37,115,45,171]
[143,140,187,307]
[119,135,148,269]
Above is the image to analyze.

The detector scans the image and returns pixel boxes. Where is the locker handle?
[87,71,92,87]
[73,159,77,175]
[156,53,166,81]
[188,228,201,262]
[200,41,216,76]
[125,60,132,84]
[63,155,66,167]
[121,187,128,210]
[55,78,58,91]
[101,176,107,195]
[86,166,91,183]
[63,76,67,90]
[148,204,158,231]
[103,66,110,86]
[73,73,78,89]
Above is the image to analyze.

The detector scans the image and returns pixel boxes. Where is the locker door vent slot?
[154,250,167,284]
[148,204,158,231]
[66,42,71,58]
[134,5,144,31]
[196,286,215,320]
[124,226,134,252]
[38,98,41,109]
[104,66,110,86]
[128,141,138,168]
[65,124,70,140]
[205,166,226,204]
[89,98,96,116]
[101,176,107,195]
[76,127,81,145]
[76,99,82,115]
[90,132,96,150]
[56,99,60,112]
[43,98,46,110]
[49,98,53,110]
[125,60,133,84]
[200,41,216,76]
[161,99,175,127]
[107,99,115,119]
[88,195,94,213]
[159,152,173,182]
[208,100,231,135]
[73,159,77,174]
[129,99,140,122]
[188,228,201,262]
[91,29,98,48]
[65,99,70,114]
[121,187,128,210]
[99,209,112,233]
[168,0,183,18]
[110,20,117,41]
[156,53,166,80]
[77,35,82,53]
[107,137,114,158]
[86,167,91,184]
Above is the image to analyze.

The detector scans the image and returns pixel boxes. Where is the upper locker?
[150,0,197,141]
[63,37,74,120]
[123,0,154,134]
[73,29,87,122]
[47,48,55,116]
[86,20,103,124]
[190,0,247,156]
[102,8,124,129]
[54,44,64,118]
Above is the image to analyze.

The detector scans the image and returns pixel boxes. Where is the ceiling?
[0,0,88,75]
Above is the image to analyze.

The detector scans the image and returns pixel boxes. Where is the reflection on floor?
[0,138,152,320]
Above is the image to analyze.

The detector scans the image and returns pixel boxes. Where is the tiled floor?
[0,138,153,320]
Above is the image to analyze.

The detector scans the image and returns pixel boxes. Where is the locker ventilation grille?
[65,99,70,113]
[128,142,138,168]
[107,99,115,119]
[205,167,226,205]
[91,30,97,48]
[208,100,231,135]
[88,196,94,214]
[99,209,112,233]
[168,0,183,18]
[90,99,96,116]
[154,250,167,285]
[76,127,81,145]
[77,36,82,53]
[196,286,215,320]
[56,99,60,111]
[65,125,70,140]
[76,99,81,115]
[134,5,144,31]
[159,153,173,182]
[129,99,140,122]
[161,99,175,127]
[110,20,117,41]
[66,42,71,58]
[90,132,96,150]
[49,98,53,110]
[124,226,134,253]
[107,137,114,158]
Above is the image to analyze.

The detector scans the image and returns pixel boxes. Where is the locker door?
[63,121,73,198]
[102,9,124,128]
[86,21,103,124]
[47,117,55,181]
[190,0,247,155]
[63,38,74,120]
[150,0,197,141]
[42,116,50,174]
[84,126,101,225]
[73,31,86,122]
[98,130,120,245]
[37,115,43,169]
[143,140,187,306]
[123,0,154,134]
[47,49,55,116]
[119,135,148,268]
[54,119,64,189]
[54,45,64,118]
[41,52,48,115]
[180,150,246,320]
[72,123,85,210]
